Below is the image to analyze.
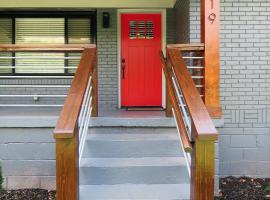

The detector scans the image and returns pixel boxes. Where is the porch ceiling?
[0,0,177,9]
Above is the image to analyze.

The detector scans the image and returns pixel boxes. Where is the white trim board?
[0,0,176,8]
[117,9,167,109]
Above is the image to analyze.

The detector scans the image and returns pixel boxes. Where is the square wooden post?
[191,138,215,200]
[165,51,173,117]
[200,0,222,118]
[91,54,98,117]
[55,129,79,200]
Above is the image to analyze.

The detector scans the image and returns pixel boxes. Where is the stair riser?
[80,184,190,200]
[80,166,189,185]
[82,140,184,158]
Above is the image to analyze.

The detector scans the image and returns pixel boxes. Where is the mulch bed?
[0,189,56,200]
[0,177,269,199]
[216,176,270,200]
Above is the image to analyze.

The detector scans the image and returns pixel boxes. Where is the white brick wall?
[188,0,270,177]
[97,9,119,111]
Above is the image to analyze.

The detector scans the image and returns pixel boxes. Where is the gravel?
[0,177,269,200]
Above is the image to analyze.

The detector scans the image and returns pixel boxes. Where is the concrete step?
[87,127,180,141]
[89,116,176,127]
[80,184,190,200]
[80,165,189,185]
[82,139,183,158]
[80,127,190,200]
[80,157,186,167]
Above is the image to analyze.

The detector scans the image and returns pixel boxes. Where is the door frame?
[117,9,167,108]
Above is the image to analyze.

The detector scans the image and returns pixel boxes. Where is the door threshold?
[125,107,164,111]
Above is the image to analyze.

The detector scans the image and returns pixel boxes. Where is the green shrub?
[0,164,3,192]
[265,184,270,192]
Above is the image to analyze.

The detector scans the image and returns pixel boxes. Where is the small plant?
[265,184,270,192]
[0,163,3,192]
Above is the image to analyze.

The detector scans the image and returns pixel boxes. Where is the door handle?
[121,58,126,79]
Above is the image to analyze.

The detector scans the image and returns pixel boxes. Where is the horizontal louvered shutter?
[15,18,65,73]
[67,18,92,73]
[0,18,13,73]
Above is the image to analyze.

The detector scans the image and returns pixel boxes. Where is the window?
[0,12,96,74]
[67,18,92,74]
[0,18,13,74]
[129,20,154,40]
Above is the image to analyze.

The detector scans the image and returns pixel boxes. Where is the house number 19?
[208,0,216,24]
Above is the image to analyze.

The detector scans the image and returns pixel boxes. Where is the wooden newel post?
[165,51,173,117]
[201,0,221,118]
[91,53,98,117]
[55,128,79,200]
[191,137,215,200]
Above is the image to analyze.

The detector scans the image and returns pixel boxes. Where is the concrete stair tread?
[79,165,189,185]
[86,128,180,142]
[82,140,183,158]
[80,184,190,200]
[89,117,176,127]
[80,157,186,167]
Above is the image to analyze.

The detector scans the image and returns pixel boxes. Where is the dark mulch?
[0,189,56,200]
[216,176,270,200]
[0,177,270,199]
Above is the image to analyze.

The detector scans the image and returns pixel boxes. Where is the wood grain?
[167,43,205,51]
[54,48,96,139]
[55,129,79,200]
[191,139,215,200]
[54,47,97,200]
[91,56,98,117]
[160,51,192,152]
[0,44,96,52]
[200,0,222,118]
[167,48,217,141]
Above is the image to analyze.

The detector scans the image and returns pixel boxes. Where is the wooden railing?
[0,44,96,107]
[167,43,221,118]
[54,46,97,200]
[160,46,218,200]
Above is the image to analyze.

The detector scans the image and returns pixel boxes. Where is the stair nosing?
[79,157,187,168]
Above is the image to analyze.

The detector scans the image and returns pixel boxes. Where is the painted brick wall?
[97,9,119,111]
[188,0,270,177]
[174,0,190,43]
[167,9,177,44]
[0,127,55,190]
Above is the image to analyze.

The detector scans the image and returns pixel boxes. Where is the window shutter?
[0,18,13,73]
[15,18,65,73]
[67,18,92,73]
[68,18,91,44]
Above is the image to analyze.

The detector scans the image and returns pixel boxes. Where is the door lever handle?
[121,58,126,79]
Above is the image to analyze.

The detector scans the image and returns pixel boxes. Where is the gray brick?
[3,160,55,176]
[40,176,56,190]
[230,135,257,148]
[7,176,40,189]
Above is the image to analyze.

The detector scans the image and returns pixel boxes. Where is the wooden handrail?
[54,47,96,139]
[167,43,205,51]
[53,46,97,200]
[162,47,218,200]
[167,48,217,141]
[0,44,96,52]
[160,51,192,152]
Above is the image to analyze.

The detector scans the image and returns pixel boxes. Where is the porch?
[0,1,221,200]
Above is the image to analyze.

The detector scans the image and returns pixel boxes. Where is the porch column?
[200,0,221,118]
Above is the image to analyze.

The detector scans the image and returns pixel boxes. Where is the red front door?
[121,14,162,107]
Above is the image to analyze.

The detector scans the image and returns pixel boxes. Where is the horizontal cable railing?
[54,47,98,200]
[0,44,94,107]
[167,43,205,98]
[160,45,218,200]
